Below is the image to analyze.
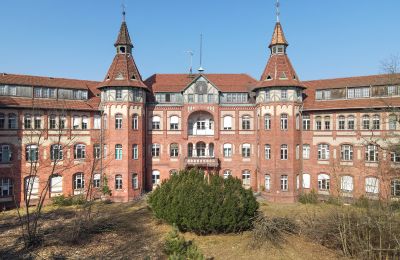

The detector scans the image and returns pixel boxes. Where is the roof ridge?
[0,72,100,83]
[303,73,400,83]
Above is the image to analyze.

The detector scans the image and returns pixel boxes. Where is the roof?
[115,21,133,47]
[303,73,400,110]
[0,73,99,90]
[269,22,288,48]
[145,74,258,93]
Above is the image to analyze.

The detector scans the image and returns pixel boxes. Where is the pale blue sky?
[0,0,399,81]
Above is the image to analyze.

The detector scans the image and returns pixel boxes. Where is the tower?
[253,2,305,202]
[97,11,150,202]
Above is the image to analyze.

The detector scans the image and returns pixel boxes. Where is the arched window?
[170,143,179,157]
[34,114,41,129]
[8,113,17,129]
[0,178,13,197]
[170,116,179,130]
[49,114,57,129]
[280,144,288,160]
[338,115,345,130]
[362,115,370,130]
[324,116,331,130]
[265,174,271,191]
[115,114,123,129]
[340,144,353,161]
[341,175,354,192]
[0,113,5,129]
[132,114,138,130]
[223,143,232,158]
[242,115,251,130]
[242,170,251,187]
[302,114,310,130]
[73,115,80,129]
[115,144,123,160]
[315,116,322,130]
[50,144,63,161]
[25,176,39,199]
[188,143,193,157]
[74,144,86,159]
[59,115,66,129]
[365,177,379,194]
[132,173,139,189]
[372,115,380,130]
[209,143,214,157]
[295,114,300,130]
[318,174,330,191]
[196,142,206,157]
[280,114,288,130]
[26,145,39,162]
[0,144,12,163]
[265,144,271,159]
[24,114,32,129]
[93,114,101,129]
[389,114,397,130]
[317,144,329,160]
[347,115,355,130]
[50,174,63,194]
[302,173,311,189]
[93,173,101,188]
[303,144,310,159]
[280,175,288,191]
[223,170,231,179]
[223,115,233,130]
[103,114,108,129]
[152,170,160,186]
[265,114,271,130]
[115,175,123,190]
[132,144,138,159]
[242,143,251,158]
[73,173,85,191]
[152,116,161,130]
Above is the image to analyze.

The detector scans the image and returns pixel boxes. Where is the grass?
[0,197,347,259]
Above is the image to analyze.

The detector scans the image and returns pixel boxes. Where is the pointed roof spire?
[114,6,133,48]
[269,22,288,48]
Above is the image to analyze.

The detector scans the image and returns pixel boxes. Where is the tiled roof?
[115,21,133,47]
[145,74,258,93]
[0,73,99,90]
[269,22,288,47]
[303,74,400,110]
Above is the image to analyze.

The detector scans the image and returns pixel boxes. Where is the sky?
[0,0,399,82]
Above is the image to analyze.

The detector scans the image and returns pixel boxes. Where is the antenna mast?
[198,34,204,73]
[185,50,194,75]
[276,0,280,23]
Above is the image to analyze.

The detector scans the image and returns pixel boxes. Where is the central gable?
[183,75,220,96]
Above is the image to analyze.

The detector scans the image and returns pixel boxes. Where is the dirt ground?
[0,198,345,259]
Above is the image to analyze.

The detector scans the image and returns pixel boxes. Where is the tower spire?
[276,0,280,23]
[122,3,126,22]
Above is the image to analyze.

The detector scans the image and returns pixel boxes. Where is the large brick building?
[1,14,400,207]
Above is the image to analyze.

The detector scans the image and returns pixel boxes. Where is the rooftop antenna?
[276,0,280,23]
[122,1,126,22]
[185,50,194,75]
[198,34,204,73]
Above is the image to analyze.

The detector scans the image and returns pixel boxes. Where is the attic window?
[106,75,110,80]
[115,73,124,80]
[131,75,136,80]
[119,47,126,54]
[293,75,297,80]
[280,72,287,79]
[266,75,272,81]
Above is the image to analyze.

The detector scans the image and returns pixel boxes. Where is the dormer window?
[266,75,272,81]
[119,46,126,54]
[280,72,287,79]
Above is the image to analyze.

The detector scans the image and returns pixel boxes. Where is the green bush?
[325,196,343,206]
[298,190,318,204]
[148,168,259,234]
[164,225,204,260]
[52,194,86,206]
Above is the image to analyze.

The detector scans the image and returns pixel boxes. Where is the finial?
[198,34,204,73]
[122,2,126,22]
[276,0,280,23]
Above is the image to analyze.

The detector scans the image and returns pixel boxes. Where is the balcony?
[184,157,219,168]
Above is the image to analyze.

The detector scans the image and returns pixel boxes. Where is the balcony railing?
[184,157,219,168]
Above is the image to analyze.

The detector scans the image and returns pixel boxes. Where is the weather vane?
[122,2,126,21]
[276,0,280,23]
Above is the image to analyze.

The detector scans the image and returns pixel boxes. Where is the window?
[365,177,379,194]
[242,170,251,187]
[132,144,138,159]
[302,173,311,189]
[318,174,330,191]
[93,174,100,188]
[0,145,12,163]
[389,114,397,130]
[280,175,288,191]
[0,113,5,128]
[265,114,271,130]
[59,115,66,129]
[50,175,63,193]
[50,145,63,161]
[116,88,122,100]
[152,116,161,130]
[132,173,138,189]
[152,144,160,157]
[73,173,85,190]
[132,114,138,130]
[242,115,251,130]
[8,113,17,129]
[115,114,123,129]
[170,143,179,157]
[281,89,287,100]
[188,94,194,103]
[324,116,331,130]
[0,178,13,196]
[26,145,39,162]
[223,116,233,130]
[341,175,354,192]
[391,179,400,197]
[103,114,108,129]
[74,144,86,159]
[103,144,108,159]
[73,115,80,129]
[347,87,369,98]
[295,145,300,160]
[33,114,41,129]
[198,94,204,103]
[80,116,88,129]
[24,114,32,129]
[223,170,231,179]
[315,116,322,130]
[303,115,310,130]
[265,174,271,191]
[94,144,101,159]
[318,144,329,160]
[296,114,300,130]
[94,115,101,129]
[365,145,378,162]
[152,170,160,186]
[362,115,370,130]
[338,115,345,130]
[265,90,270,101]
[347,115,355,130]
[280,144,288,160]
[170,116,179,130]
[388,85,397,96]
[265,144,271,159]
[115,175,123,190]
[25,176,39,198]
[196,142,206,157]
[242,143,251,158]
[372,115,380,130]
[280,114,288,130]
[223,143,232,158]
[303,144,310,159]
[49,114,57,129]
[341,145,353,161]
[115,144,123,160]
[207,94,214,103]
